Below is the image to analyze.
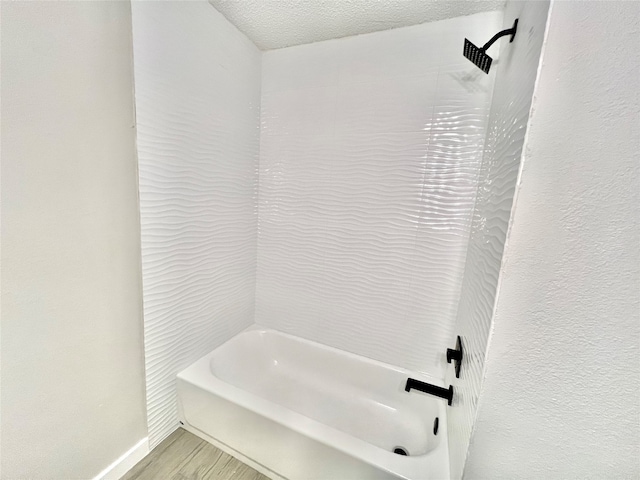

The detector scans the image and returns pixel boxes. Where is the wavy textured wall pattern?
[132,4,537,458]
[445,3,551,478]
[255,12,503,375]
[131,1,261,448]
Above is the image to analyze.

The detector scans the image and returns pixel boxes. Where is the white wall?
[1,2,147,478]
[445,2,550,478]
[131,1,261,447]
[255,12,502,376]
[465,1,640,478]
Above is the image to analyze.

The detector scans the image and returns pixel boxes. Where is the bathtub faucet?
[405,378,453,406]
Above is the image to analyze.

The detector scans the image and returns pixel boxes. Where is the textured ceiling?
[208,0,505,50]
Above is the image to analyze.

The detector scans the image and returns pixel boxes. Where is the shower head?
[463,18,518,74]
[463,39,493,74]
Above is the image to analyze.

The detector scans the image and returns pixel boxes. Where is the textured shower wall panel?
[445,3,551,479]
[255,12,502,375]
[131,1,261,447]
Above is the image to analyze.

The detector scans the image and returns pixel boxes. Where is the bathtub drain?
[393,447,409,456]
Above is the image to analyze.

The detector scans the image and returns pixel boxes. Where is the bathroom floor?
[123,428,268,480]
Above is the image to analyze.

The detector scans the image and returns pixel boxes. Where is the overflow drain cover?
[393,447,408,456]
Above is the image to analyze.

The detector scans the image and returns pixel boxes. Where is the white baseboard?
[93,437,150,480]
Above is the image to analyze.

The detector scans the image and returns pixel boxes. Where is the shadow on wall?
[447,69,493,94]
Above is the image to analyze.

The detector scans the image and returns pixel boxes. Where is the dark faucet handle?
[446,336,463,378]
[446,348,461,363]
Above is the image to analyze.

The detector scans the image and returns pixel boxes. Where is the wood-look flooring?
[123,428,270,480]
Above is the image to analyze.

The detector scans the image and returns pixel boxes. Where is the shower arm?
[479,19,518,52]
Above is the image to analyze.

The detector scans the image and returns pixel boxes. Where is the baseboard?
[93,437,150,480]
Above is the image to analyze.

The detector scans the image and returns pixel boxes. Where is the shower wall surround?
[255,11,502,374]
[445,2,551,478]
[131,2,261,447]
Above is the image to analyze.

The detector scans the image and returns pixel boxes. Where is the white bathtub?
[177,327,449,480]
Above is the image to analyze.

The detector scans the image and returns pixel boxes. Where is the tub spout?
[405,378,453,406]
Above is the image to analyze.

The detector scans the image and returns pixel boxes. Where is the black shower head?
[463,18,518,74]
[463,38,493,74]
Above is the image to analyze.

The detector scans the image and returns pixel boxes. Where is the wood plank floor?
[123,428,270,480]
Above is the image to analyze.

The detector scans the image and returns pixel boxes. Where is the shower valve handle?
[446,348,461,363]
[446,335,464,378]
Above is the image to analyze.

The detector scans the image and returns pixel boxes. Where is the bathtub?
[177,327,449,480]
